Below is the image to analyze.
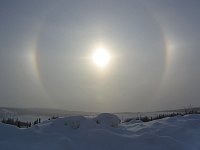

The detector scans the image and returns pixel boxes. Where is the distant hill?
[158,107,200,113]
[0,107,97,118]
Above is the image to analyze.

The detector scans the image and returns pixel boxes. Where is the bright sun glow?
[92,48,110,68]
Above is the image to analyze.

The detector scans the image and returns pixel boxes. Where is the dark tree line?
[1,118,31,128]
[48,116,58,120]
[124,110,200,123]
[33,118,41,125]
[1,117,41,128]
[1,116,60,128]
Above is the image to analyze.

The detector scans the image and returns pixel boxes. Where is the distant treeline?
[48,116,58,120]
[0,116,59,128]
[1,118,41,128]
[124,109,200,123]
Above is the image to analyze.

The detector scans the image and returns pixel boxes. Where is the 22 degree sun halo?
[92,48,110,68]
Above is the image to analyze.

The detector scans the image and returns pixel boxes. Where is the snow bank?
[93,113,121,127]
[0,114,200,150]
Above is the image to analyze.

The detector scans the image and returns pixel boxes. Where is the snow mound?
[64,116,97,129]
[37,115,98,132]
[93,113,121,127]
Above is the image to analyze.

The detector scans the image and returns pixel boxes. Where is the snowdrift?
[0,114,200,150]
[93,113,121,127]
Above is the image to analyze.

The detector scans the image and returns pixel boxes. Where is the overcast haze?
[0,0,200,112]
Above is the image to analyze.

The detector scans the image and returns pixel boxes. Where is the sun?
[92,48,110,68]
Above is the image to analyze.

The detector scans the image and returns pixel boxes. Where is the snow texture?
[0,113,200,150]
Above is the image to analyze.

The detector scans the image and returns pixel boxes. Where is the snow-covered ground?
[0,113,200,150]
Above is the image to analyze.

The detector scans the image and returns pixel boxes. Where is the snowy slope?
[0,114,200,150]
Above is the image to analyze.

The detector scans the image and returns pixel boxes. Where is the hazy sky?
[0,0,200,112]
